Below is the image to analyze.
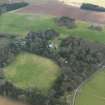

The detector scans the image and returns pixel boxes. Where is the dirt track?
[17,1,105,25]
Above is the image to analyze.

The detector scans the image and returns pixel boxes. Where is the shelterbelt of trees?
[0,20,105,105]
[0,2,28,14]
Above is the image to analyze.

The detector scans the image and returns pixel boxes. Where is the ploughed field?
[59,0,105,7]
[75,70,105,105]
[4,53,60,94]
[16,1,105,25]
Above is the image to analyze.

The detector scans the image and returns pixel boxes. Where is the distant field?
[17,0,57,4]
[4,53,60,94]
[75,70,105,105]
[1,13,105,43]
[0,0,9,4]
[59,0,105,7]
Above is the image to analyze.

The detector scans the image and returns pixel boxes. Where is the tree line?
[0,29,105,105]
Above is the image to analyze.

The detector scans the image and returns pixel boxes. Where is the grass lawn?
[1,13,105,43]
[75,70,105,105]
[4,52,60,94]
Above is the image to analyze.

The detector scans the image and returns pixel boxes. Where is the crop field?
[59,0,105,7]
[25,0,56,4]
[1,13,105,43]
[4,53,60,94]
[16,1,105,24]
[75,70,105,105]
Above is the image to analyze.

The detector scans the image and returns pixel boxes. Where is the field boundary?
[73,64,105,105]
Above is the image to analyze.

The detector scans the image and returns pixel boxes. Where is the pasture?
[1,13,105,43]
[0,13,56,36]
[4,53,60,94]
[75,70,105,105]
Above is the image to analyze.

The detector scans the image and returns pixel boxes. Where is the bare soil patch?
[17,1,105,25]
[0,96,27,105]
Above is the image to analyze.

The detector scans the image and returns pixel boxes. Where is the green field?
[1,13,105,43]
[0,13,57,37]
[4,53,60,94]
[75,70,105,105]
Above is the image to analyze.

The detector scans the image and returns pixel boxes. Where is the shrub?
[81,3,105,12]
[56,16,76,28]
[0,34,21,68]
[88,24,103,31]
[0,82,47,105]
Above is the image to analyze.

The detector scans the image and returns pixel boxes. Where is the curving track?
[16,1,105,25]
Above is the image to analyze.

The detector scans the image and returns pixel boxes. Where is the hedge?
[0,2,28,13]
[81,3,105,12]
